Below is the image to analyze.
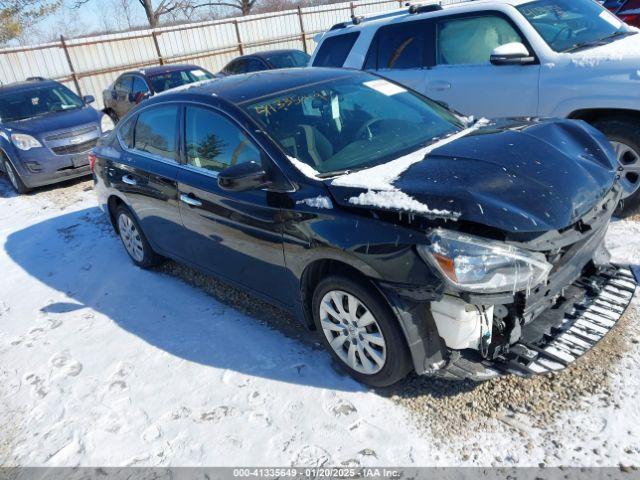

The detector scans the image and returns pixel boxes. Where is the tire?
[2,159,29,194]
[114,204,162,268]
[312,274,411,387]
[592,116,640,215]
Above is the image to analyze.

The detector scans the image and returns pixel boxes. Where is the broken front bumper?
[440,265,637,381]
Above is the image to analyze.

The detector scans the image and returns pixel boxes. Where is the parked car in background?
[219,49,310,76]
[604,0,640,27]
[92,68,635,387]
[311,0,640,212]
[0,77,113,194]
[102,64,216,122]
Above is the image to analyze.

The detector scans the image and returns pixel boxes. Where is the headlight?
[417,229,552,294]
[11,133,42,151]
[101,114,115,133]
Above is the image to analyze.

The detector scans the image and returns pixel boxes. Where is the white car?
[310,0,640,211]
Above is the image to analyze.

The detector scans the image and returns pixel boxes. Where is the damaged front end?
[417,188,637,380]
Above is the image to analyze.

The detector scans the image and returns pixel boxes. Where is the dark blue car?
[0,78,113,194]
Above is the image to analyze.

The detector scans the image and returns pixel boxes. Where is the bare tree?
[0,0,62,44]
[192,0,256,15]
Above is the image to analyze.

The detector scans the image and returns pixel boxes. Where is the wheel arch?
[568,108,640,124]
[299,258,381,330]
[107,194,127,232]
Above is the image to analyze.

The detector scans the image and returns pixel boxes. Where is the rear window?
[148,68,215,92]
[312,32,360,67]
[133,105,178,161]
[265,50,310,68]
[367,20,430,69]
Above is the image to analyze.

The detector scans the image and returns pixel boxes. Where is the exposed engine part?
[438,265,637,381]
[493,304,509,320]
[430,296,494,351]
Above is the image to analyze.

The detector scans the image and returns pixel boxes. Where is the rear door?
[176,104,290,304]
[363,18,432,92]
[423,12,540,118]
[119,104,185,258]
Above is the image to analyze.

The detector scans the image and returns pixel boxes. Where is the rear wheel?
[115,205,162,268]
[2,159,29,194]
[592,117,640,214]
[312,274,411,387]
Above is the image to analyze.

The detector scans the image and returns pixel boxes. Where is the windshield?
[242,75,464,175]
[149,68,215,93]
[0,84,83,123]
[517,0,628,52]
[265,51,310,69]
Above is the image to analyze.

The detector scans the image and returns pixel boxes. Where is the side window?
[372,20,430,69]
[185,106,261,174]
[224,60,239,74]
[312,32,360,67]
[245,58,267,72]
[115,76,132,93]
[119,115,136,148]
[231,59,248,74]
[133,105,179,161]
[437,15,523,65]
[132,77,150,97]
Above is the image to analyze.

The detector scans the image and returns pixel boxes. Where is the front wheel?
[312,275,411,387]
[592,117,640,214]
[2,159,29,194]
[115,205,162,268]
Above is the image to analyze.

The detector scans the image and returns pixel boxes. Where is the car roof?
[0,78,60,94]
[323,0,531,35]
[123,64,205,77]
[155,67,364,105]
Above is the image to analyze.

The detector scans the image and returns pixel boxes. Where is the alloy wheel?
[118,213,145,262]
[611,141,640,199]
[319,290,387,375]
[4,161,18,192]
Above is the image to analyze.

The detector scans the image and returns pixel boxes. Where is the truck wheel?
[115,204,162,268]
[592,117,640,215]
[2,159,29,194]
[312,274,411,387]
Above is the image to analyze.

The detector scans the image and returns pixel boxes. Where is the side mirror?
[490,42,535,66]
[83,95,96,104]
[218,161,269,192]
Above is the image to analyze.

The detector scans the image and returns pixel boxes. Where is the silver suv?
[311,0,640,211]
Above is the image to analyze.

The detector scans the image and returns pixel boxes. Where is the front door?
[423,13,540,119]
[176,105,290,305]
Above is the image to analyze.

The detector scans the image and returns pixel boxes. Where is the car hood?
[327,118,618,233]
[2,106,101,137]
[566,32,640,68]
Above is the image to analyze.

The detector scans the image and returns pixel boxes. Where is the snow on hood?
[569,32,640,67]
[318,119,490,220]
[331,119,490,191]
[327,118,618,233]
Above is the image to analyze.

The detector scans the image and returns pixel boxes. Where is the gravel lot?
[0,175,638,467]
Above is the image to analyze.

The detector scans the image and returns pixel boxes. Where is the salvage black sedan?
[92,68,636,387]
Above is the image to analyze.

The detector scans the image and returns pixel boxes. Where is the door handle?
[180,193,202,207]
[428,81,451,91]
[122,174,137,186]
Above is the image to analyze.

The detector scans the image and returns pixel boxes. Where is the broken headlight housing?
[417,229,552,294]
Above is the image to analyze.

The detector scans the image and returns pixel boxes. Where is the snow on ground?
[0,176,638,467]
